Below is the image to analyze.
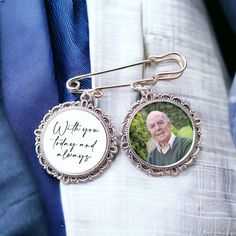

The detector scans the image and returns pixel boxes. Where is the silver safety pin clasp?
[66,52,187,94]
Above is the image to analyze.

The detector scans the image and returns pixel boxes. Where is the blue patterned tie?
[47,0,91,102]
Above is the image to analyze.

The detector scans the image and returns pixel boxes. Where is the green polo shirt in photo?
[147,136,192,166]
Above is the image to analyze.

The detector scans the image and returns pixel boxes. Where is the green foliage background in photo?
[129,102,193,161]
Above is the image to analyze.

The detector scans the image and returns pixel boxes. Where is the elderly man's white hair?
[146,111,171,126]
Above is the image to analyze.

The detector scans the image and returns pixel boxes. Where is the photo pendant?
[121,91,201,176]
[35,95,118,183]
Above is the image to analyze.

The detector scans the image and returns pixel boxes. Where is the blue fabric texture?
[218,0,236,34]
[221,0,236,144]
[1,0,91,234]
[223,0,236,145]
[1,0,65,235]
[0,98,49,235]
[46,0,91,102]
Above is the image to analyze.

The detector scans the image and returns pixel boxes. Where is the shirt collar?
[156,133,176,154]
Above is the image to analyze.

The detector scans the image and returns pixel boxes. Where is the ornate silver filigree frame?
[121,92,201,176]
[34,98,118,184]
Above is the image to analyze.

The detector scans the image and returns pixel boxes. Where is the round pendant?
[35,100,118,183]
[121,92,201,176]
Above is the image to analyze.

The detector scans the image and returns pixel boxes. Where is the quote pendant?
[34,93,118,183]
[121,91,201,176]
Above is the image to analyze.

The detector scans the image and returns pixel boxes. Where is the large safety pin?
[66,52,187,94]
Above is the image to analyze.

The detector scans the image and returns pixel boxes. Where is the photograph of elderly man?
[146,111,192,166]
